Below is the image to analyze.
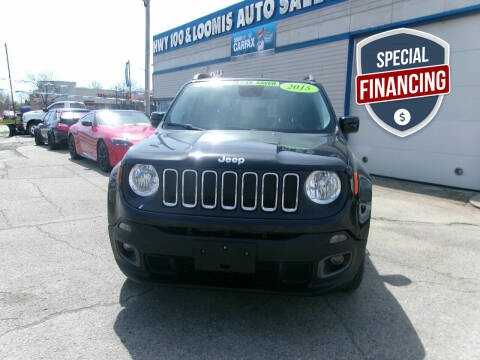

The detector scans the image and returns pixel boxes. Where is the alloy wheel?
[97,141,111,172]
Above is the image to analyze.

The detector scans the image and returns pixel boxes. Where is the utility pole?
[4,44,15,117]
[128,64,132,108]
[143,0,151,116]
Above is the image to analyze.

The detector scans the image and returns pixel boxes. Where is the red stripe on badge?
[356,64,450,104]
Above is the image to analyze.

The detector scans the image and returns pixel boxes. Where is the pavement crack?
[322,297,368,359]
[0,301,119,339]
[372,216,480,228]
[67,166,108,193]
[27,180,64,217]
[13,148,28,159]
[0,209,12,227]
[370,252,479,283]
[414,280,479,294]
[0,288,154,339]
[36,226,101,259]
[119,287,155,304]
[0,214,105,232]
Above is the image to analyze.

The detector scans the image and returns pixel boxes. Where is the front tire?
[27,121,38,137]
[68,135,79,159]
[34,130,44,145]
[343,258,365,292]
[97,141,112,172]
[8,125,15,137]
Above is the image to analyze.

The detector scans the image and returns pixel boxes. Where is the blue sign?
[153,0,348,55]
[231,22,276,58]
[125,61,131,87]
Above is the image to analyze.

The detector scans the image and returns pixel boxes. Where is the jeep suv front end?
[107,77,372,294]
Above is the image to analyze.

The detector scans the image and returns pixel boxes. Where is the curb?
[469,195,480,209]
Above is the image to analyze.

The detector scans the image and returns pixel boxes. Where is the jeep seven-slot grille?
[161,170,299,213]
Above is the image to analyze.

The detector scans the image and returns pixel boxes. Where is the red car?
[68,110,156,171]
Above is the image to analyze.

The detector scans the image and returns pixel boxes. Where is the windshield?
[70,102,87,109]
[96,111,150,126]
[60,111,90,120]
[164,80,335,132]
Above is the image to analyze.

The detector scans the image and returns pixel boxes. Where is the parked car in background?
[68,110,156,172]
[15,105,32,118]
[34,108,90,149]
[23,101,86,136]
[2,110,15,120]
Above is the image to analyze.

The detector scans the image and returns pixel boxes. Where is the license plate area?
[194,241,256,273]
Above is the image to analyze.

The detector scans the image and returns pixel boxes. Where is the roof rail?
[303,74,316,82]
[192,73,211,80]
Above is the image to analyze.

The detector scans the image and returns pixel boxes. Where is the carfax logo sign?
[231,22,276,58]
[356,28,450,137]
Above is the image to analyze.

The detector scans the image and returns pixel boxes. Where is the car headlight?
[111,137,133,147]
[128,164,159,197]
[305,171,341,204]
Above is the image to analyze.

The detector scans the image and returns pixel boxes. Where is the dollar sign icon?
[394,109,411,126]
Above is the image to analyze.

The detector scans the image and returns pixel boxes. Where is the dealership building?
[152,0,480,190]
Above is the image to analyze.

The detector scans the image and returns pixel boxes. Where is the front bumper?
[108,160,370,294]
[53,130,68,145]
[106,143,129,168]
[108,214,367,294]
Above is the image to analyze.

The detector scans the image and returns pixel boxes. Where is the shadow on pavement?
[113,255,425,359]
[68,156,111,177]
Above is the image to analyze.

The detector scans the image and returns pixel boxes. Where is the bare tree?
[26,72,60,109]
[89,80,102,90]
[0,91,10,114]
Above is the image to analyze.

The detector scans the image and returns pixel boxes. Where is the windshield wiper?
[164,122,204,131]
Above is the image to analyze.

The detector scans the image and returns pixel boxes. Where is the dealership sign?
[153,0,347,55]
[231,22,276,58]
[356,28,450,137]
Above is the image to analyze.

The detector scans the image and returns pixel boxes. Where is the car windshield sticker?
[215,80,280,87]
[239,80,280,87]
[280,83,319,93]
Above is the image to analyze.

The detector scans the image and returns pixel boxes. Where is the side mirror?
[81,120,93,127]
[43,108,48,112]
[150,112,165,127]
[339,116,359,134]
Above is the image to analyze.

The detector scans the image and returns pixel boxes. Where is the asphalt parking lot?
[0,131,479,360]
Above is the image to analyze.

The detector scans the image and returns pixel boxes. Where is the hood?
[102,125,156,144]
[126,130,350,171]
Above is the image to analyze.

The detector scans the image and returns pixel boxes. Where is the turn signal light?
[353,171,359,196]
[329,234,348,244]
[116,161,122,185]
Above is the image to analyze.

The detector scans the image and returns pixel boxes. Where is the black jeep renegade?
[107,76,372,294]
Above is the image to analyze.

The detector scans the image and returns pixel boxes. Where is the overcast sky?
[0,0,239,93]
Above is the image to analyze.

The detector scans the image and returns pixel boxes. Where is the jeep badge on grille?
[218,155,245,165]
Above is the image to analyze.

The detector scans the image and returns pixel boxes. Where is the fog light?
[330,255,345,266]
[119,222,132,232]
[329,234,347,244]
[116,240,140,267]
[123,243,135,251]
[317,252,352,278]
